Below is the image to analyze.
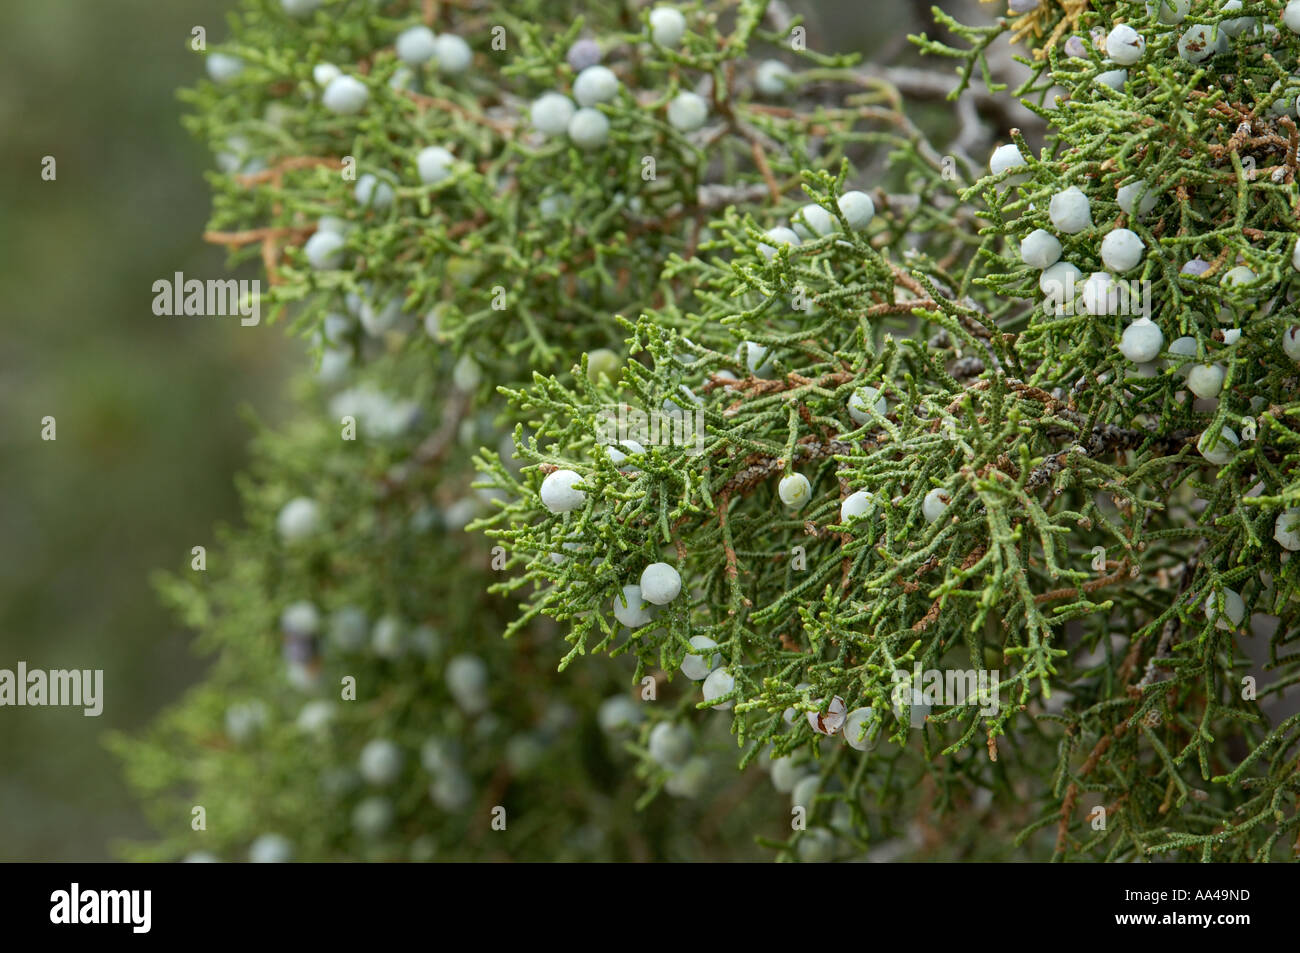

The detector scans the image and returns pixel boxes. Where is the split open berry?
[1283,326,1300,362]
[806,695,847,735]
[922,487,952,523]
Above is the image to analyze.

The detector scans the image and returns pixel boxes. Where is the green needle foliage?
[120,0,1300,862]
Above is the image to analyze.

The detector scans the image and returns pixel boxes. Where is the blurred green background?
[0,0,942,861]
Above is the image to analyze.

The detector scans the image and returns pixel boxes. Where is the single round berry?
[840,490,874,523]
[667,91,709,131]
[1095,69,1128,91]
[770,755,807,792]
[848,385,886,424]
[1117,179,1159,218]
[1080,271,1121,316]
[778,472,812,508]
[1219,1,1255,37]
[531,92,576,137]
[648,721,693,767]
[1178,24,1224,64]
[989,143,1027,175]
[446,654,489,712]
[573,65,619,106]
[322,75,368,115]
[280,600,320,637]
[416,145,454,184]
[649,6,688,47]
[1147,0,1190,24]
[1120,318,1164,364]
[352,796,393,838]
[371,614,406,658]
[598,694,642,733]
[1197,425,1238,465]
[540,469,587,513]
[429,770,472,811]
[359,739,404,786]
[793,203,834,239]
[566,38,602,72]
[567,107,610,149]
[613,584,654,628]
[1180,258,1211,277]
[206,52,244,84]
[922,487,952,523]
[586,348,620,384]
[1282,326,1300,362]
[758,226,800,259]
[280,0,321,16]
[1166,335,1197,374]
[640,562,682,605]
[1222,265,1256,291]
[605,440,646,471]
[396,25,438,64]
[1040,260,1082,298]
[297,700,335,736]
[434,34,472,73]
[680,635,720,681]
[303,230,345,270]
[1204,587,1246,630]
[1186,363,1225,399]
[755,59,793,96]
[664,757,709,799]
[1101,228,1144,273]
[843,706,877,751]
[1274,509,1300,551]
[1048,186,1092,234]
[329,606,369,652]
[277,497,321,541]
[702,667,736,710]
[249,833,294,863]
[1106,24,1145,65]
[355,173,395,210]
[1020,229,1062,270]
[1286,1,1300,34]
[225,701,267,743]
[837,191,876,231]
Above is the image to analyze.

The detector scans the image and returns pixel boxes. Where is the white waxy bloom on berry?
[206,53,244,84]
[249,834,293,863]
[848,385,886,424]
[280,0,321,16]
[989,143,1027,175]
[770,755,807,792]
[1166,335,1197,374]
[613,585,654,629]
[352,796,393,838]
[1197,425,1238,465]
[664,757,709,798]
[837,191,876,230]
[1181,258,1211,276]
[778,472,812,509]
[416,145,454,185]
[280,600,320,637]
[566,38,602,71]
[1286,1,1300,33]
[843,706,877,751]
[586,348,620,384]
[640,562,682,605]
[1117,179,1159,218]
[806,695,847,735]
[296,700,334,736]
[755,59,793,96]
[840,490,874,523]
[1222,328,1242,346]
[1080,271,1122,316]
[1204,587,1246,629]
[567,107,610,149]
[355,173,395,209]
[783,682,812,725]
[446,654,489,713]
[1106,24,1145,65]
[225,701,268,743]
[396,25,438,64]
[1274,509,1300,550]
[680,635,720,680]
[573,65,619,106]
[758,226,800,260]
[1222,265,1256,290]
[359,739,404,786]
[277,497,321,541]
[598,694,642,733]
[1178,24,1224,63]
[667,91,709,131]
[312,62,341,87]
[1120,318,1164,364]
[1020,229,1062,269]
[605,440,645,472]
[1148,0,1190,23]
[319,347,351,385]
[329,606,369,652]
[1219,1,1255,37]
[429,770,472,811]
[1101,228,1144,272]
[531,92,576,137]
[649,6,688,47]
[452,354,480,391]
[1095,69,1128,91]
[1040,261,1082,309]
[702,667,736,709]
[371,614,406,658]
[1049,186,1092,234]
[648,721,692,767]
[1292,240,1300,272]
[358,295,404,337]
[1186,363,1225,399]
[793,203,834,239]
[303,230,345,269]
[434,34,472,73]
[922,487,952,523]
[322,75,368,115]
[1283,326,1300,362]
[540,469,587,513]
[791,776,822,815]
[740,340,773,377]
